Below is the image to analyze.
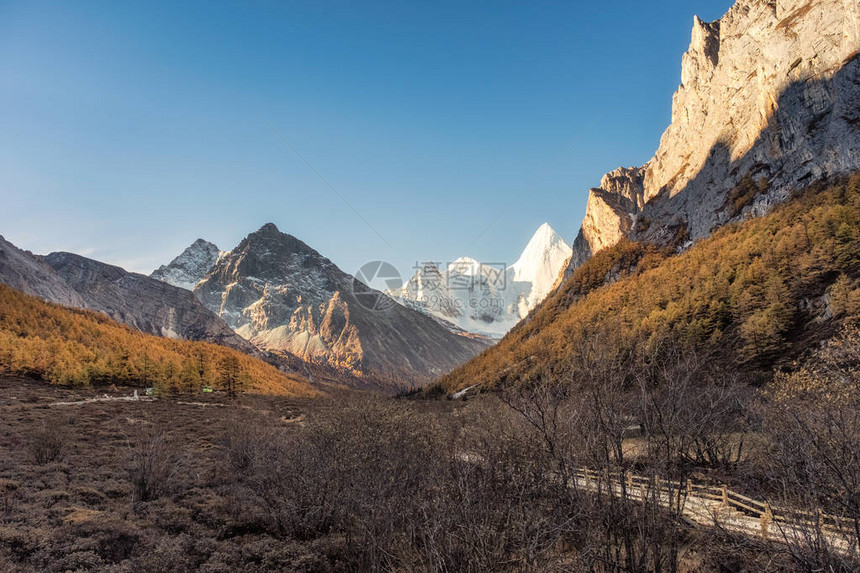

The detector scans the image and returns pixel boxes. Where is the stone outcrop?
[568,0,860,274]
[569,167,646,272]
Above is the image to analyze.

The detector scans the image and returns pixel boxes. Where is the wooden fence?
[572,467,857,540]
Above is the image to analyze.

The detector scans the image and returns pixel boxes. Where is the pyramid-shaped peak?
[255,222,281,235]
[534,222,556,236]
[513,223,571,274]
[182,239,220,256]
[243,223,310,250]
[524,223,565,250]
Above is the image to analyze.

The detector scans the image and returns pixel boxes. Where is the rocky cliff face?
[150,239,222,291]
[194,223,489,390]
[569,168,646,271]
[41,252,255,354]
[568,0,860,273]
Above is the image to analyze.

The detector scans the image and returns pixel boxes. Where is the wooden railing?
[572,467,857,540]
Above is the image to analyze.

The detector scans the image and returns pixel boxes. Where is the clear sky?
[0,0,734,278]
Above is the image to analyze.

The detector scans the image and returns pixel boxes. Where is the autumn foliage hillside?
[439,174,860,392]
[0,283,317,397]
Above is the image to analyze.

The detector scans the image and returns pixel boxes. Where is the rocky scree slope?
[0,239,255,354]
[0,235,257,354]
[0,235,85,307]
[40,251,257,354]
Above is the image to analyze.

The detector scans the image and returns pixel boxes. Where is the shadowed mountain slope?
[40,252,257,355]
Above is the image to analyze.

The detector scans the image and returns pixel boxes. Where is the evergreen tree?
[219,354,242,398]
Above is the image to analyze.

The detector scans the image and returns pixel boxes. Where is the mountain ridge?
[567,0,860,274]
[41,251,258,355]
[0,235,257,356]
[0,235,85,308]
[193,223,490,391]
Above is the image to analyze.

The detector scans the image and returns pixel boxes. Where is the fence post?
[627,472,633,490]
[721,484,728,508]
[686,479,692,495]
[761,502,772,539]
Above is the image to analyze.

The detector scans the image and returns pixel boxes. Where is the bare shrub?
[128,431,178,503]
[760,326,860,568]
[221,395,586,571]
[634,342,751,473]
[224,410,350,541]
[26,419,66,464]
[495,336,750,572]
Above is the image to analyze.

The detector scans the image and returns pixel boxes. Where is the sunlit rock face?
[567,0,860,275]
[193,223,490,390]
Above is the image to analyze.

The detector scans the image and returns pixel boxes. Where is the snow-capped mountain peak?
[150,238,222,291]
[395,223,572,339]
[511,223,572,307]
[514,223,566,270]
[447,257,482,276]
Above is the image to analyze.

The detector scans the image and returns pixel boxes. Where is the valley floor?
[0,376,325,572]
[0,373,856,572]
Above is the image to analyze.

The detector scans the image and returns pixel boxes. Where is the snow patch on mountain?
[150,239,223,291]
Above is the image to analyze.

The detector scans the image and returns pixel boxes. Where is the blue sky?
[0,0,734,278]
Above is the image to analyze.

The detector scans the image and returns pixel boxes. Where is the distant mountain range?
[0,225,493,391]
[0,235,253,354]
[150,223,573,342]
[393,223,572,338]
[151,223,490,390]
